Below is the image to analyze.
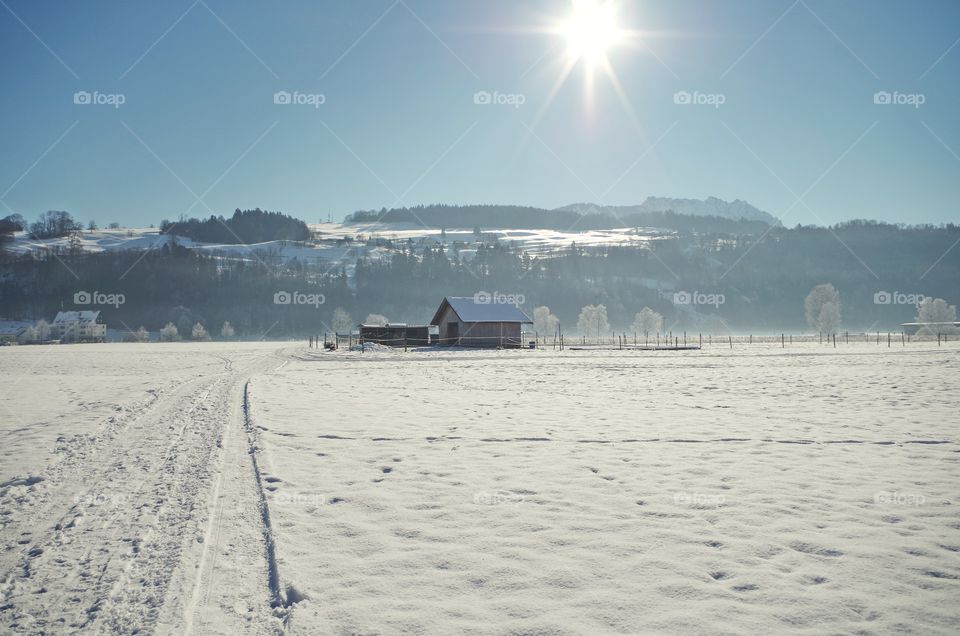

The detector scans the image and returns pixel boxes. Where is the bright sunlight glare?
[560,0,623,64]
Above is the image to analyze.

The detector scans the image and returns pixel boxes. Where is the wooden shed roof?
[430,297,532,325]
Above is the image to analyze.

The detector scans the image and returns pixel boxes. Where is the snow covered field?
[2,342,959,634]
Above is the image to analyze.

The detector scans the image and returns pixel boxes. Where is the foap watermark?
[73,492,130,507]
[474,291,525,306]
[673,290,725,308]
[473,490,524,506]
[873,91,925,108]
[673,90,725,109]
[874,491,925,506]
[274,90,326,108]
[273,290,325,308]
[473,90,526,108]
[874,290,926,306]
[674,491,726,506]
[73,90,125,109]
[273,492,325,507]
[74,290,125,308]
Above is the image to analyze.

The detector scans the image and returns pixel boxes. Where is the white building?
[52,310,106,343]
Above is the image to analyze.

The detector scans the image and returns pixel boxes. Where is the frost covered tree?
[192,322,210,341]
[577,304,609,338]
[122,326,149,343]
[916,297,957,324]
[817,302,841,335]
[19,326,36,344]
[220,321,235,338]
[160,322,179,342]
[34,319,50,342]
[916,297,957,333]
[631,307,663,334]
[805,284,841,332]
[364,313,388,326]
[332,307,353,333]
[533,306,559,334]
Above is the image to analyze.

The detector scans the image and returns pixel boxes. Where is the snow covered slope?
[557,196,779,225]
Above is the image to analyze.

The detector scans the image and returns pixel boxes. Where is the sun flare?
[560,0,623,65]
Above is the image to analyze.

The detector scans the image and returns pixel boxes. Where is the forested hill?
[160,208,310,244]
[344,204,772,235]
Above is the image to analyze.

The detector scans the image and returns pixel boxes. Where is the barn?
[358,323,433,347]
[430,296,532,348]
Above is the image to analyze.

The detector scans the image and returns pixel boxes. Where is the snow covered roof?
[432,297,532,324]
[53,310,101,324]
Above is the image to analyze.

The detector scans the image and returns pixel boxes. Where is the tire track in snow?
[242,380,295,614]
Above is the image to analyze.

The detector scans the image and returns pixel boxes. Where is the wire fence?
[308,330,955,352]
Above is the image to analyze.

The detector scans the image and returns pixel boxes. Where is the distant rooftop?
[440,297,532,323]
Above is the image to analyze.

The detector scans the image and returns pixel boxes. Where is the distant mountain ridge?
[555,197,779,226]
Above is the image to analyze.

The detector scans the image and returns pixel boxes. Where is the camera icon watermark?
[273,290,325,308]
[673,90,725,109]
[873,91,925,108]
[273,492,325,507]
[274,90,326,108]
[74,290,125,308]
[73,91,125,109]
[673,290,724,308]
[674,491,725,506]
[473,90,526,108]
[474,291,525,306]
[874,491,925,506]
[873,290,926,306]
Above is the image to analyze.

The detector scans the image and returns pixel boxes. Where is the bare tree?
[805,284,841,333]
[916,297,957,333]
[35,319,50,342]
[192,322,210,341]
[220,321,235,338]
[332,307,353,333]
[160,322,179,342]
[533,306,559,335]
[631,307,663,335]
[817,302,841,335]
[364,313,388,326]
[576,304,609,339]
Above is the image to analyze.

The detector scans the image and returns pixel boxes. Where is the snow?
[1,341,958,634]
[5,222,669,267]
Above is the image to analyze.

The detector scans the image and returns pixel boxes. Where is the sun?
[560,0,623,65]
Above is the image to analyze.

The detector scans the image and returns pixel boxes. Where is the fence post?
[782,333,784,347]
[729,335,732,349]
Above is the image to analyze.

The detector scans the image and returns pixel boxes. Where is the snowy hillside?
[3,223,672,266]
[557,196,779,225]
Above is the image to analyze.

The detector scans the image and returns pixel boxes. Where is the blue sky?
[1,0,958,227]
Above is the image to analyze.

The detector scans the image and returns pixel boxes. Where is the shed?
[430,296,532,348]
[358,323,433,347]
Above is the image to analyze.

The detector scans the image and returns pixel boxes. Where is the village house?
[430,296,532,348]
[52,310,107,343]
